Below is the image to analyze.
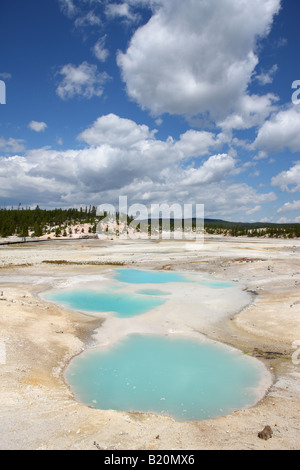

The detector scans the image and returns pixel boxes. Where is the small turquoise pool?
[44,289,166,318]
[114,268,234,288]
[65,334,265,421]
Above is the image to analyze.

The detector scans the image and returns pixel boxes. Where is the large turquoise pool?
[65,334,265,421]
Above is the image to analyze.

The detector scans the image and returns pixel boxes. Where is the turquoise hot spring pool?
[43,269,193,317]
[43,268,267,421]
[65,334,265,421]
[44,269,235,318]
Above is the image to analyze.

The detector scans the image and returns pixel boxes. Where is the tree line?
[0,205,98,238]
[0,206,299,239]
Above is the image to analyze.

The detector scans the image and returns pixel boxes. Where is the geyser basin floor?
[65,334,267,422]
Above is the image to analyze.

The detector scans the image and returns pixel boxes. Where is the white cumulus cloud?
[254,106,300,153]
[93,36,109,62]
[56,62,110,100]
[0,113,277,218]
[271,161,300,193]
[105,2,140,23]
[0,137,25,153]
[117,0,281,119]
[277,200,300,214]
[77,113,155,147]
[28,121,48,132]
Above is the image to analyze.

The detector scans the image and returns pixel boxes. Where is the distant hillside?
[203,218,300,238]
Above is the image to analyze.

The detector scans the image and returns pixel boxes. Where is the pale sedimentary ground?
[0,236,299,450]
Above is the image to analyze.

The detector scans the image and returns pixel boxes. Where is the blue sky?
[0,0,300,222]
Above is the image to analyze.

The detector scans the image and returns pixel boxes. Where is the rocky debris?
[258,425,273,440]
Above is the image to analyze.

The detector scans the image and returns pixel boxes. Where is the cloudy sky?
[0,0,300,222]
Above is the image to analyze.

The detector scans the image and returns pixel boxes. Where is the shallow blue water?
[114,268,234,288]
[200,280,235,288]
[65,334,263,421]
[114,269,190,284]
[136,289,170,296]
[44,269,234,318]
[44,289,165,317]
